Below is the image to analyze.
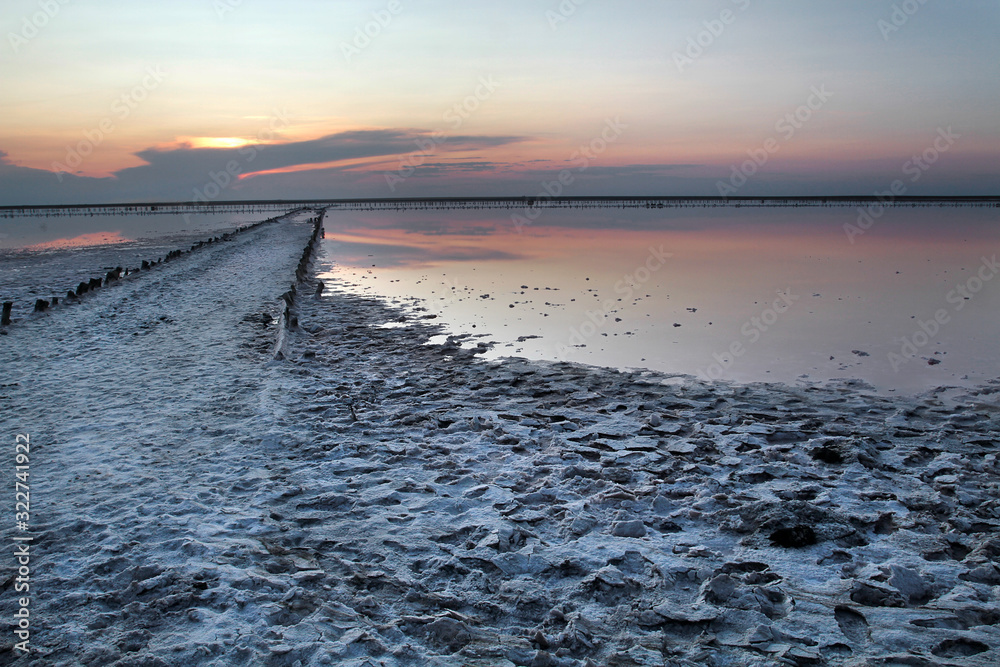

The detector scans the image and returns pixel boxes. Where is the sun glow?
[177,137,251,149]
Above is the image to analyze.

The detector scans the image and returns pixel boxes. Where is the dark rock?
[652,604,719,623]
[701,574,737,603]
[610,520,647,538]
[820,643,853,658]
[873,513,896,535]
[960,564,1000,585]
[910,617,967,630]
[888,565,933,604]
[422,616,472,652]
[811,444,846,464]
[756,587,791,619]
[834,605,870,643]
[850,582,906,608]
[770,525,817,548]
[931,638,989,658]
[784,646,823,665]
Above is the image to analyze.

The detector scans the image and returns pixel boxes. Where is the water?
[319,205,1000,394]
[3,204,997,394]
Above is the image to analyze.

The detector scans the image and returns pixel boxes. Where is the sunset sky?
[1,0,998,205]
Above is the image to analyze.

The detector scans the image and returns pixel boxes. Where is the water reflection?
[26,231,132,251]
[0,211,267,250]
[320,206,1000,394]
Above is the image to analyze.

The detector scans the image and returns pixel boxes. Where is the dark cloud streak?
[0,130,528,205]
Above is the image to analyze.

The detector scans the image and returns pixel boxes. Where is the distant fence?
[4,196,999,219]
[324,196,1000,211]
[0,202,298,219]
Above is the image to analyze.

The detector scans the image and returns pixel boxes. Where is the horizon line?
[3,194,1000,215]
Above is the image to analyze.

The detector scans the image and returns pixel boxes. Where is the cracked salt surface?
[2,210,1000,666]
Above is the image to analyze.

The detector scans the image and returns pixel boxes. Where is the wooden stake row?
[1,214,291,328]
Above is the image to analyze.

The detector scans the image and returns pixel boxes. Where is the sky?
[1,0,998,205]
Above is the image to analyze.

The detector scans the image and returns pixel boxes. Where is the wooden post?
[1,302,11,325]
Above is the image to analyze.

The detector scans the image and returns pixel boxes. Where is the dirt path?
[2,212,316,665]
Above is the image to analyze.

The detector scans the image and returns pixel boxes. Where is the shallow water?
[0,210,267,250]
[319,206,1000,394]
